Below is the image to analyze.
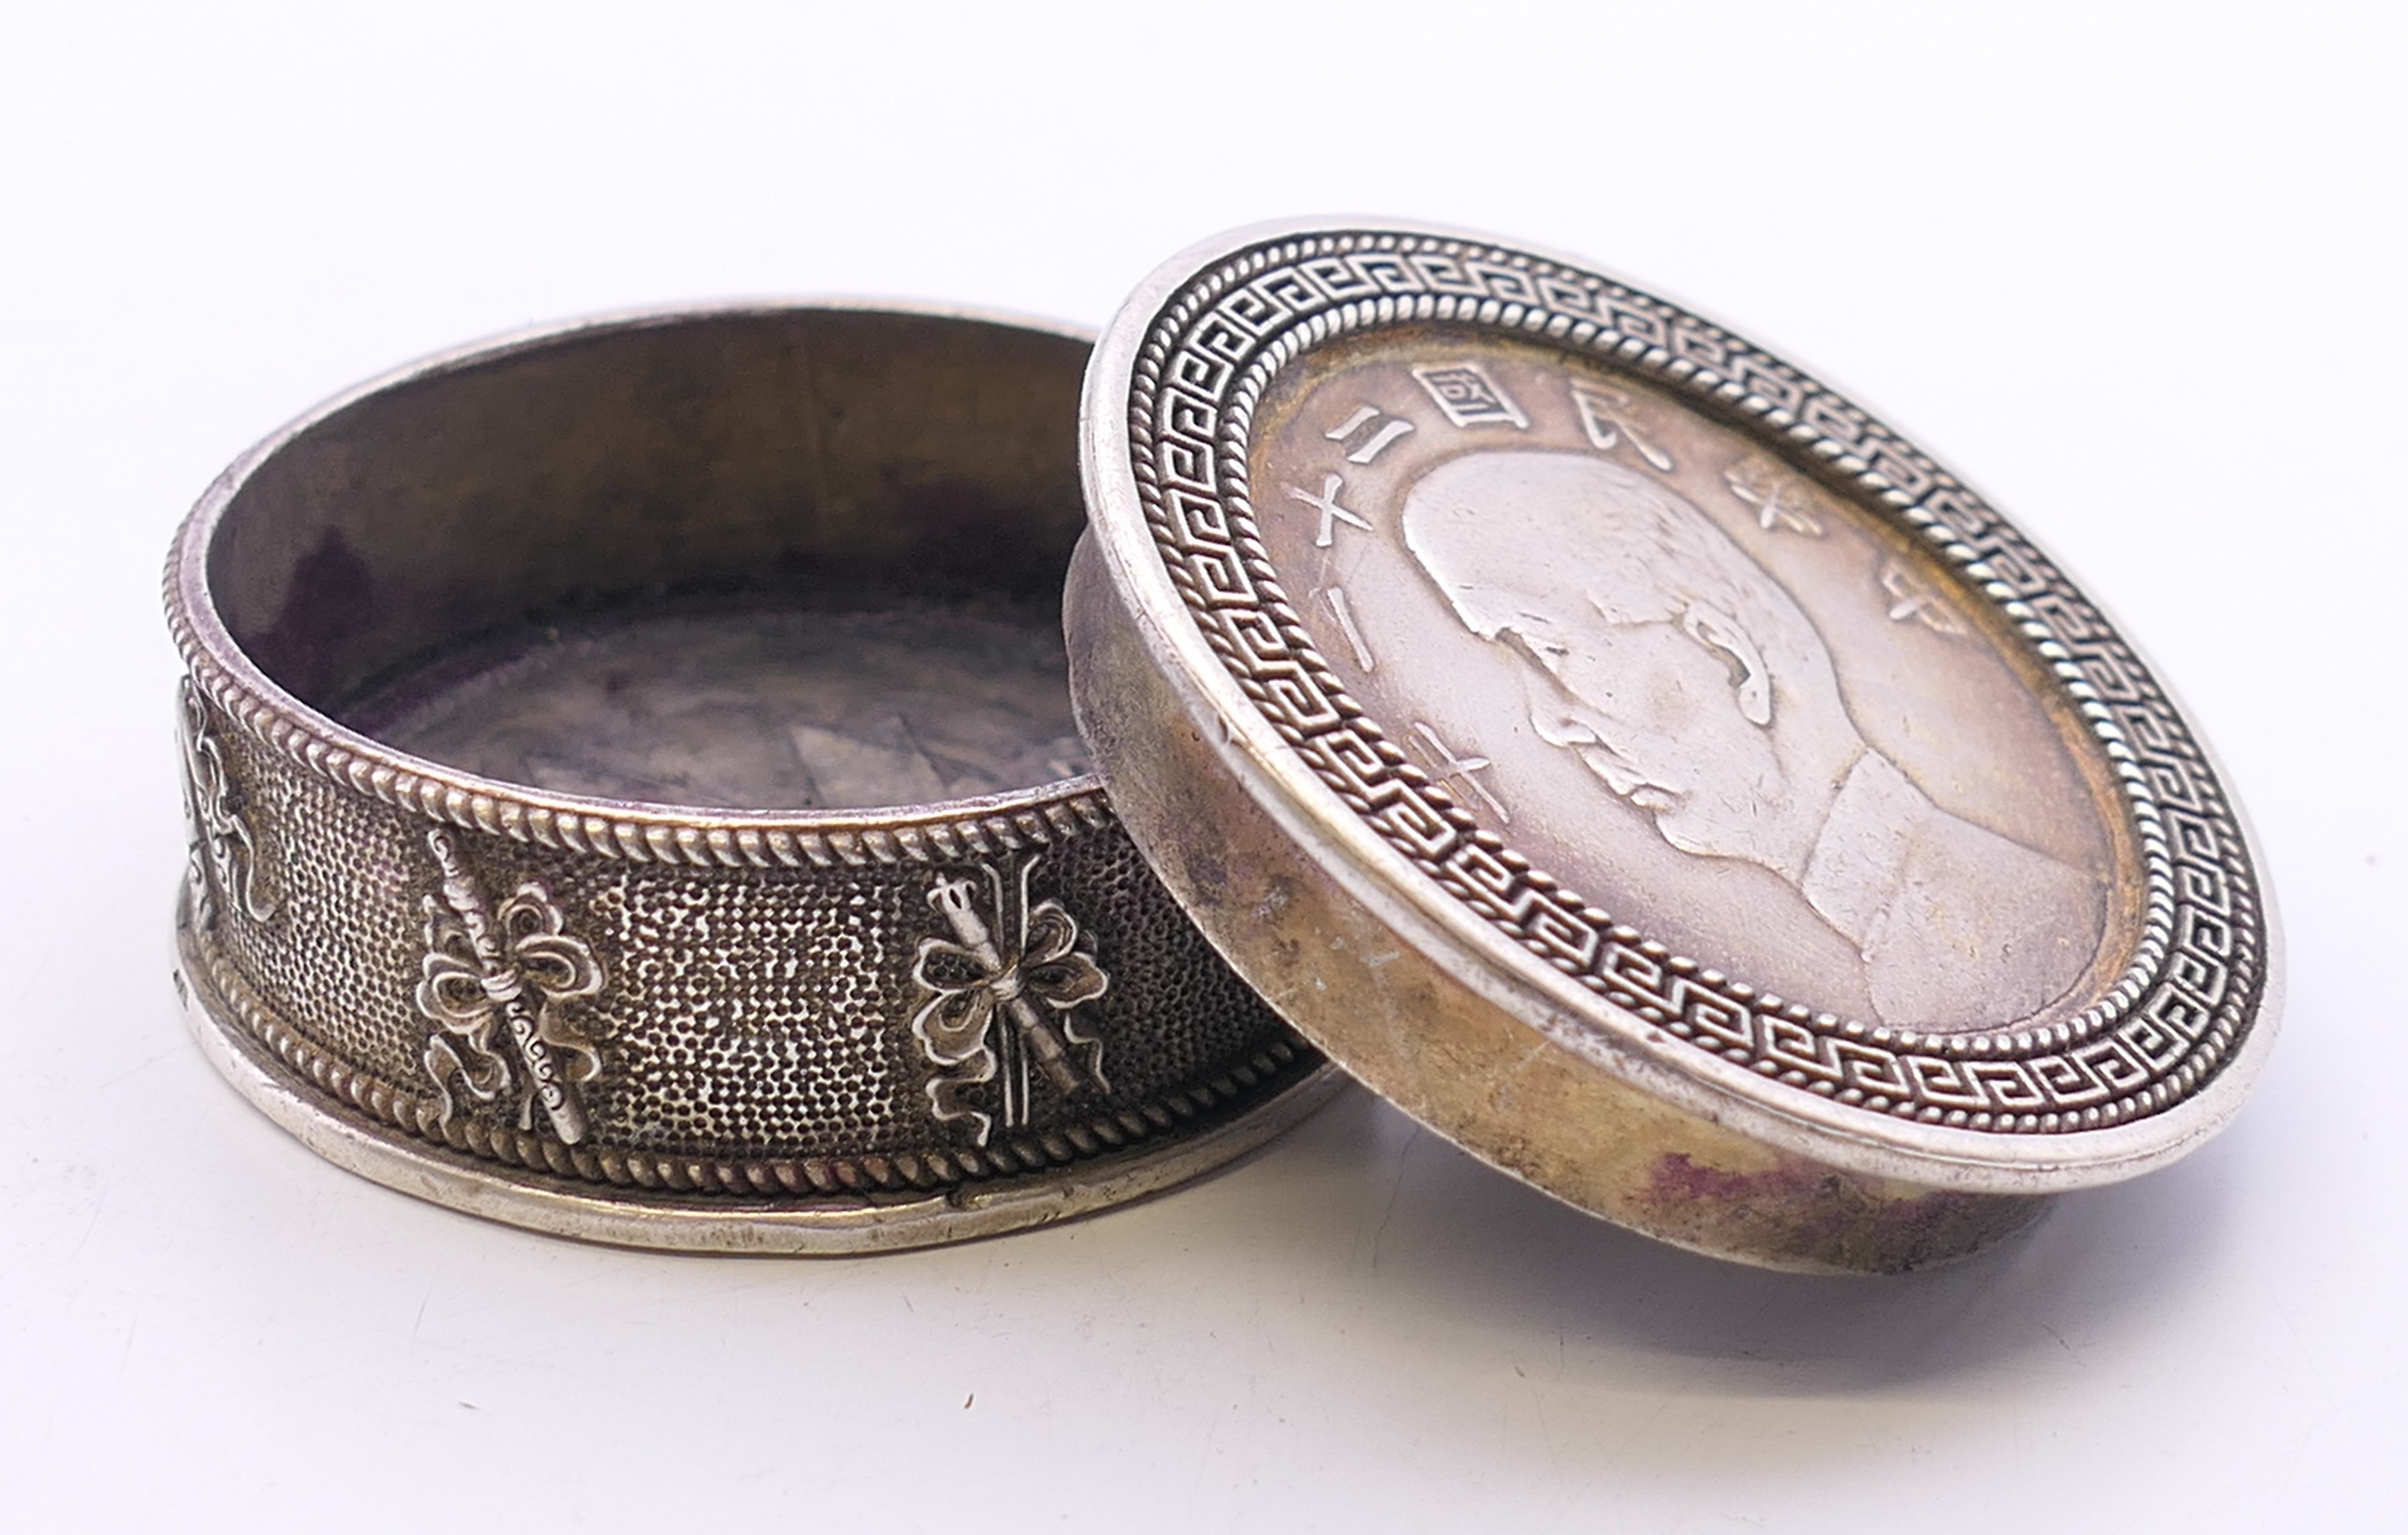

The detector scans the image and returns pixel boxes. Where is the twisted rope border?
[1124,229,2264,1136]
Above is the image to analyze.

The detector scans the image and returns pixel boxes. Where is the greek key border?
[1124,230,2263,1136]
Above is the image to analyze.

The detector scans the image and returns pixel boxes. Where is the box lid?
[1066,218,2281,1271]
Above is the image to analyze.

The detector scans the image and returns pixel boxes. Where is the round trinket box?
[1067,219,2281,1272]
[166,303,1337,1252]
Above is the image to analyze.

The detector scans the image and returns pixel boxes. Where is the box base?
[178,904,1345,1255]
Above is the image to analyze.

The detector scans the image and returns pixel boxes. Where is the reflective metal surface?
[166,302,1336,1252]
[1068,220,2280,1272]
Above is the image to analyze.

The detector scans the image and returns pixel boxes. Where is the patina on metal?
[1067,219,2281,1273]
[166,302,1337,1253]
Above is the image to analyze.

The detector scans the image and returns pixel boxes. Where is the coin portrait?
[1249,331,2139,1032]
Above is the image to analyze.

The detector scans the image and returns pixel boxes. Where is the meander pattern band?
[1122,228,2265,1138]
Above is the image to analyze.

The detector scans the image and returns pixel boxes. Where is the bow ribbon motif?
[414,829,606,1144]
[177,679,276,928]
[910,855,1110,1146]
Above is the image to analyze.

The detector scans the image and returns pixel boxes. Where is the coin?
[1068,221,2279,1272]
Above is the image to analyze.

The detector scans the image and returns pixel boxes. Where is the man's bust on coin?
[1401,449,2103,1028]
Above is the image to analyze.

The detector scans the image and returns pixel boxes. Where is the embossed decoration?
[160,301,1334,1252]
[1411,362,1529,428]
[1722,452,1829,536]
[177,676,276,928]
[1123,231,2264,1136]
[414,828,606,1144]
[911,855,1110,1146]
[1877,557,1967,636]
[1570,380,1676,473]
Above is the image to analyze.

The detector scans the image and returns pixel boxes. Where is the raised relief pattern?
[1324,403,1416,464]
[1723,453,1830,537]
[178,677,277,929]
[1399,448,2085,1025]
[1570,380,1675,473]
[414,828,607,1144]
[1878,557,1968,636]
[911,855,1111,1147]
[1283,473,1373,548]
[1411,721,1509,826]
[1412,362,1528,428]
[1124,231,2262,1134]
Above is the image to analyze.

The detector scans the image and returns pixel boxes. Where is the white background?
[4,4,2401,1529]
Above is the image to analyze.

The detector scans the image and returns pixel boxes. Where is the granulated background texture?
[4,5,2398,1532]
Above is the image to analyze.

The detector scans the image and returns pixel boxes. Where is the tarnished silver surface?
[352,605,1092,809]
[166,302,1335,1253]
[1068,219,2281,1272]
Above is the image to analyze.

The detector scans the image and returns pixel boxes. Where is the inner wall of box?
[202,310,1092,809]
